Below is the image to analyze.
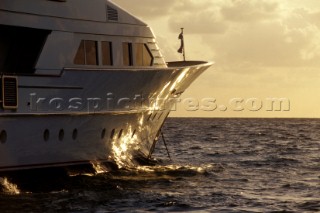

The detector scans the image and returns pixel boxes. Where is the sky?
[112,0,320,118]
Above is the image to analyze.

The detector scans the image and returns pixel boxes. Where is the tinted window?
[123,42,133,66]
[101,41,113,66]
[74,40,85,65]
[135,43,153,66]
[74,40,98,65]
[86,40,98,65]
[143,44,153,66]
[135,43,144,66]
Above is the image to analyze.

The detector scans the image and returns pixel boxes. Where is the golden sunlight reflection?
[139,115,144,126]
[149,68,191,112]
[90,160,110,174]
[169,68,190,92]
[150,81,171,111]
[111,67,199,169]
[0,177,20,195]
[136,164,214,174]
[111,125,141,168]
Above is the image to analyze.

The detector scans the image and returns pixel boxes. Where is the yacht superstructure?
[0,0,212,171]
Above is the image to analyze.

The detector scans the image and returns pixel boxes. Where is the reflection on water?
[0,118,319,212]
[0,177,20,195]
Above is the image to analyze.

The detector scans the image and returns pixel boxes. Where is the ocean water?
[0,118,319,212]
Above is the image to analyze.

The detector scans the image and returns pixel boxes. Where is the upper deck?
[0,0,167,75]
[0,0,153,37]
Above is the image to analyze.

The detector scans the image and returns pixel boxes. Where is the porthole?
[44,129,50,142]
[152,113,158,121]
[59,129,64,141]
[0,130,7,144]
[118,129,123,139]
[131,129,136,138]
[110,129,115,139]
[72,129,78,140]
[101,128,106,139]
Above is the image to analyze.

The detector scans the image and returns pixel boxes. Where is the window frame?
[73,38,155,68]
[74,40,99,66]
[143,43,154,66]
[85,40,98,65]
[134,43,154,67]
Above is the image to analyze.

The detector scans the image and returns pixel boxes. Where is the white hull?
[0,112,156,170]
[0,62,212,171]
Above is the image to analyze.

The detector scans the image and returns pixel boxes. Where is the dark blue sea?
[0,118,319,212]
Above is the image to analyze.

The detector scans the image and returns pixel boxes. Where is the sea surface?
[0,118,319,212]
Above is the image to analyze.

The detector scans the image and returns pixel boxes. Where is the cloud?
[113,0,320,69]
[196,1,320,69]
[168,10,228,34]
[111,0,175,19]
[167,0,278,34]
[208,20,319,68]
[221,0,279,23]
[167,0,228,34]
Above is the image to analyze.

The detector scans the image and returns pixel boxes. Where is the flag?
[178,32,184,53]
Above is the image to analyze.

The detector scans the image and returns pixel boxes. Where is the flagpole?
[178,28,186,61]
[181,28,186,61]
